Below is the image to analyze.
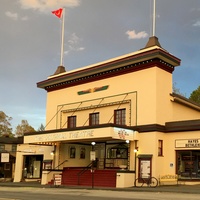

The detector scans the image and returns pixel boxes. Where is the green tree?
[15,120,35,137]
[38,123,45,132]
[173,82,186,97]
[189,86,200,104]
[0,111,13,137]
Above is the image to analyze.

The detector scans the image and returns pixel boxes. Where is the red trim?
[44,59,174,92]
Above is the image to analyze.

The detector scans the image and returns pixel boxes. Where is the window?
[158,140,163,156]
[43,160,52,170]
[80,147,86,159]
[114,109,126,125]
[67,116,76,128]
[12,144,17,152]
[4,163,10,170]
[89,112,99,126]
[0,144,5,152]
[69,146,76,158]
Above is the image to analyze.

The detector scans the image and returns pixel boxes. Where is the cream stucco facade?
[14,36,200,187]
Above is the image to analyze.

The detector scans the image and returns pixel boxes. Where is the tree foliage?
[38,123,45,132]
[15,120,35,137]
[173,82,186,97]
[189,86,200,104]
[0,111,13,137]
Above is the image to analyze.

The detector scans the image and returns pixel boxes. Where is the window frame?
[80,147,86,159]
[114,109,126,125]
[67,116,76,128]
[0,144,5,152]
[158,140,163,156]
[89,112,99,126]
[69,146,76,158]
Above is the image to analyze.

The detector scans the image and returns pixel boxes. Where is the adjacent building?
[0,136,23,181]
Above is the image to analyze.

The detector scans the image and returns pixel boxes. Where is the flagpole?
[152,0,156,36]
[60,8,65,66]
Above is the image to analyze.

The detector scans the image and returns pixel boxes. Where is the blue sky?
[1,0,200,131]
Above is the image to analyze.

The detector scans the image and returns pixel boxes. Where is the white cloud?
[18,0,80,13]
[5,11,29,21]
[21,16,29,21]
[5,11,18,20]
[126,30,148,40]
[193,20,200,27]
[64,33,85,55]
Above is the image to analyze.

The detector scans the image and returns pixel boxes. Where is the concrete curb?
[0,182,200,194]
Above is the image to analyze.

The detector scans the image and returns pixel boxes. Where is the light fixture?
[134,147,138,153]
[126,140,129,144]
[91,142,96,146]
[50,151,54,156]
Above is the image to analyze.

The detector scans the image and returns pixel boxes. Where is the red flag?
[52,8,63,18]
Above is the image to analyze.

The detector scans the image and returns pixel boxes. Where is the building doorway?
[22,155,43,180]
[177,150,200,179]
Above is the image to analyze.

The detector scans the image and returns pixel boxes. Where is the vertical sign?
[90,151,96,161]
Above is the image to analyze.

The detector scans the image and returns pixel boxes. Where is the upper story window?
[67,116,76,128]
[12,144,17,152]
[0,144,5,152]
[114,109,126,125]
[158,140,163,156]
[89,112,99,126]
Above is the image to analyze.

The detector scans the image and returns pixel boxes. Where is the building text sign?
[175,139,200,148]
[1,153,9,163]
[24,127,135,144]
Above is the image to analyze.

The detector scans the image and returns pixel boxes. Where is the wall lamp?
[91,142,96,146]
[134,147,138,153]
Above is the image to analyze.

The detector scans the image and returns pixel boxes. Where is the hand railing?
[47,159,68,174]
[77,161,94,185]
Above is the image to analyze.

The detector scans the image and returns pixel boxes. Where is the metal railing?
[47,159,68,174]
[77,161,94,185]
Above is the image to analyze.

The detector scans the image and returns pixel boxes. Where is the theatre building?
[14,37,200,187]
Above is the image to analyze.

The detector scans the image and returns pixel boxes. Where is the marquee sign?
[24,127,135,144]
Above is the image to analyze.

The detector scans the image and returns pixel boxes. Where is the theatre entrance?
[93,142,129,169]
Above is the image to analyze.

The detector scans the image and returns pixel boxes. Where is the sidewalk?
[0,181,200,194]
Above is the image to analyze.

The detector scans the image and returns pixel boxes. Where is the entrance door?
[33,161,41,178]
[94,143,105,169]
[22,155,43,179]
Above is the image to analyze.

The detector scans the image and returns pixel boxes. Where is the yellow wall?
[171,101,200,121]
[59,144,91,167]
[45,66,173,130]
[14,144,54,182]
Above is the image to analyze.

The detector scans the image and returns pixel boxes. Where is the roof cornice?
[37,47,181,91]
[170,93,200,111]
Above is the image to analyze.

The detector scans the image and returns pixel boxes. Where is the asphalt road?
[0,187,200,200]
